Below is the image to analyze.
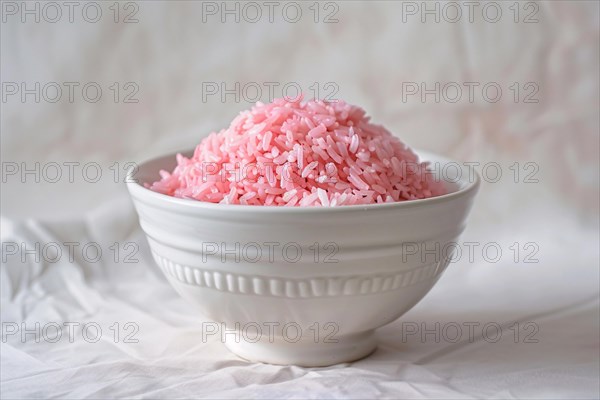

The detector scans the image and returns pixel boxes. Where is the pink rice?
[147,97,446,206]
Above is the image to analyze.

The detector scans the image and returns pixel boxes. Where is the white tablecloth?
[2,189,598,399]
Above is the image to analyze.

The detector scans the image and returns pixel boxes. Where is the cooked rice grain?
[147,97,446,206]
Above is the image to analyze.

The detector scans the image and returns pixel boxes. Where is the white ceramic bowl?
[127,150,479,367]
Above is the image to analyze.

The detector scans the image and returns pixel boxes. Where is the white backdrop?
[1,1,599,398]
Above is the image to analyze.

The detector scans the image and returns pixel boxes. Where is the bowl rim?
[127,148,480,213]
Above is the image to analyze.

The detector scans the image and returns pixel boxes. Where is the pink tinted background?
[1,1,598,398]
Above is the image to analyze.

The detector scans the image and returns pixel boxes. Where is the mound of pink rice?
[147,97,446,206]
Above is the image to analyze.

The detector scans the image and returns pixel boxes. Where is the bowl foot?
[225,330,376,367]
